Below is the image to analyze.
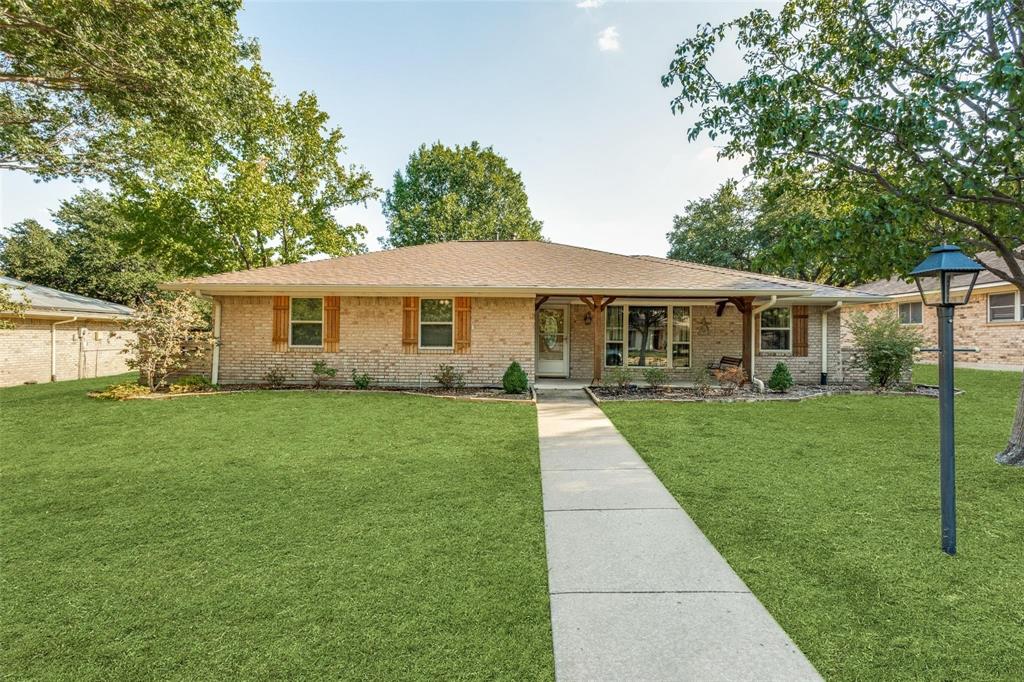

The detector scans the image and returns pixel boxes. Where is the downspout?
[211,298,222,385]
[820,301,843,385]
[50,317,78,382]
[749,296,777,392]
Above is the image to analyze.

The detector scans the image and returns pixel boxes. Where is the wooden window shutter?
[272,296,290,352]
[454,297,471,353]
[792,305,809,356]
[324,296,341,353]
[402,297,419,353]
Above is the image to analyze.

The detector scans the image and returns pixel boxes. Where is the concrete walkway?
[536,389,821,682]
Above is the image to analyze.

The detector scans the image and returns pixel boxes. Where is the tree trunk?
[996,368,1024,466]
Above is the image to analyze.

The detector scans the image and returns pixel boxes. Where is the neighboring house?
[0,276,135,387]
[161,241,887,387]
[853,251,1023,371]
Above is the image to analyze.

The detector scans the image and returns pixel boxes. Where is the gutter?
[50,317,78,382]
[820,302,842,385]
[748,296,777,391]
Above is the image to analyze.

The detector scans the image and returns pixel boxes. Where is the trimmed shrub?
[263,366,288,388]
[642,367,668,388]
[605,366,633,389]
[350,369,372,390]
[433,364,465,390]
[93,382,151,400]
[846,311,922,390]
[312,360,337,388]
[767,362,794,393]
[170,375,216,393]
[502,361,529,394]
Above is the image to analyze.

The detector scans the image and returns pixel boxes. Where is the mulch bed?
[588,383,951,403]
[122,385,534,402]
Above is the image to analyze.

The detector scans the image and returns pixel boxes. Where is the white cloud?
[576,0,605,8]
[597,26,620,52]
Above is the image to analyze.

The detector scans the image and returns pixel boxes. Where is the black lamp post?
[910,244,983,556]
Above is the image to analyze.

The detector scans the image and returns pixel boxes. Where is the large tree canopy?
[0,0,256,178]
[663,0,1024,462]
[381,141,544,248]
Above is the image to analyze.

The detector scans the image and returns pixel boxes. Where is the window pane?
[421,299,453,322]
[898,303,911,324]
[672,344,690,368]
[761,330,790,351]
[421,324,453,347]
[605,342,623,366]
[606,306,623,342]
[291,298,322,321]
[761,307,790,329]
[989,293,1016,321]
[672,307,691,343]
[911,303,922,324]
[628,306,668,366]
[291,322,322,346]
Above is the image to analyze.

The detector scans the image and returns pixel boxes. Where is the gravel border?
[585,384,954,404]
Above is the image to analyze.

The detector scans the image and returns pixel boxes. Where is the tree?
[0,191,168,305]
[663,0,1024,464]
[0,0,256,178]
[667,180,755,269]
[123,293,211,390]
[113,86,377,274]
[0,282,28,329]
[381,141,544,248]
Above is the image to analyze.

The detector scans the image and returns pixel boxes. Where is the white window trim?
[289,296,324,348]
[898,301,923,325]
[759,306,792,353]
[988,290,1023,323]
[604,303,693,369]
[419,298,455,350]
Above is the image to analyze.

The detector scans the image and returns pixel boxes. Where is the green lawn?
[1,376,554,680]
[602,366,1024,680]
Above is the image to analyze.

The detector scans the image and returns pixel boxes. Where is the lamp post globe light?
[910,244,984,556]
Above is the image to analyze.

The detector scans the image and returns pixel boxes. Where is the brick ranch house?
[161,241,888,387]
[0,276,135,387]
[852,251,1024,371]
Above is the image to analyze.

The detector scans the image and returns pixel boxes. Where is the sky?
[0,0,771,258]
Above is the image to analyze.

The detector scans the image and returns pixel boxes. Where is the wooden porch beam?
[715,300,728,317]
[535,295,550,311]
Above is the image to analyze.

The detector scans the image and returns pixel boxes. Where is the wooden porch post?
[740,297,754,382]
[592,296,605,384]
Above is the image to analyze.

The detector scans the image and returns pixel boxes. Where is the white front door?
[537,306,570,377]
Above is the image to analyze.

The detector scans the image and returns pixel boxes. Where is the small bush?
[846,311,922,390]
[312,360,338,388]
[263,366,288,388]
[433,364,465,390]
[767,362,794,393]
[642,367,669,388]
[93,382,151,400]
[502,361,529,394]
[693,366,713,398]
[351,369,372,390]
[169,375,216,393]
[713,365,746,395]
[605,366,633,389]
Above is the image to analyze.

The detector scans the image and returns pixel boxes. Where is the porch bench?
[707,356,743,371]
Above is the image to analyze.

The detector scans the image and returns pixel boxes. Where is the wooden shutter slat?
[402,297,419,353]
[324,296,341,353]
[272,296,289,352]
[454,297,471,353]
[793,305,809,357]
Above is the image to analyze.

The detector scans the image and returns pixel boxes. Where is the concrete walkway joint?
[536,389,821,682]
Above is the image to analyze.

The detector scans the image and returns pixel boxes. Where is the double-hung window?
[605,305,624,366]
[604,304,691,368]
[290,298,323,347]
[898,301,923,325]
[671,307,691,368]
[759,307,792,352]
[988,292,1022,322]
[420,299,454,348]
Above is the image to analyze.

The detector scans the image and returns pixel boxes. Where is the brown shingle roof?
[855,251,1019,296]
[163,240,884,300]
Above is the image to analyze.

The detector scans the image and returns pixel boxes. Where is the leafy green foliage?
[382,141,543,248]
[767,362,794,393]
[0,282,29,329]
[0,192,169,305]
[846,311,921,390]
[90,381,151,400]
[692,366,713,398]
[605,366,633,389]
[124,293,212,390]
[350,369,372,390]
[501,361,529,394]
[432,364,466,390]
[170,375,216,394]
[0,0,257,178]
[311,360,337,388]
[641,367,669,389]
[262,366,288,388]
[668,180,755,270]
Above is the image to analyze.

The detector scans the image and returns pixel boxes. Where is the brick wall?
[844,288,1024,369]
[0,317,134,387]
[213,295,535,387]
[565,303,847,385]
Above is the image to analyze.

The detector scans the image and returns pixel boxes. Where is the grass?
[602,366,1024,681]
[1,376,554,680]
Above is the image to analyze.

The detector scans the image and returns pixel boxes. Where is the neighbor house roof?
[163,240,889,302]
[0,276,134,319]
[855,251,1020,298]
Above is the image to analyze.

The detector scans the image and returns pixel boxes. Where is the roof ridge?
[632,254,816,291]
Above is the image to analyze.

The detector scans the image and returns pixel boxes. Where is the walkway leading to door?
[535,389,821,682]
